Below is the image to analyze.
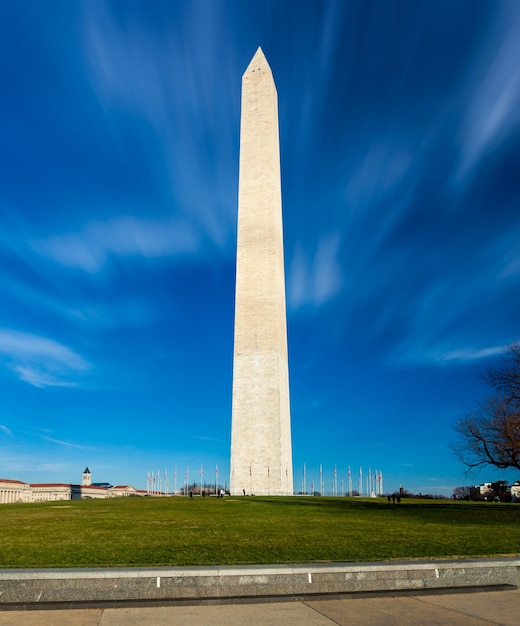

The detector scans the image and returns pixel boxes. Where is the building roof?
[27,483,109,490]
[0,478,29,485]
[30,483,72,488]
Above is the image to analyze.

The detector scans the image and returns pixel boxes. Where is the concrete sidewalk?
[0,588,518,625]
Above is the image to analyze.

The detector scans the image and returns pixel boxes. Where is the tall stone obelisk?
[230,48,293,496]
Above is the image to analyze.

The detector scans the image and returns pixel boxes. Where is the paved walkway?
[0,588,518,625]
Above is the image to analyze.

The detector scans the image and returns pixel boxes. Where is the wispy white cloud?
[367,209,520,367]
[344,144,413,214]
[39,435,89,450]
[0,424,13,437]
[15,366,78,389]
[0,329,88,370]
[66,299,154,329]
[496,234,520,282]
[0,447,95,483]
[396,342,507,367]
[196,436,223,442]
[82,3,237,251]
[455,4,520,181]
[288,234,343,310]
[430,345,506,363]
[0,329,90,387]
[30,216,200,272]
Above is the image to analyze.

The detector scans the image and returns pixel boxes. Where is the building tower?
[82,467,91,486]
[230,48,293,496]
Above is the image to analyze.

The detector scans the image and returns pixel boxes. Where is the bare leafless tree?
[452,485,472,499]
[453,343,520,472]
[484,342,520,405]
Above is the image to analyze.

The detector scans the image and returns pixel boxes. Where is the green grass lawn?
[1,496,518,568]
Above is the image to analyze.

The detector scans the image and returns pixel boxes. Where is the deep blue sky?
[1,1,519,495]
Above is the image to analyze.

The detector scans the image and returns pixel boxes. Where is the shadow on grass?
[233,496,520,524]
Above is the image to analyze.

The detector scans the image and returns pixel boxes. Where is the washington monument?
[230,48,293,496]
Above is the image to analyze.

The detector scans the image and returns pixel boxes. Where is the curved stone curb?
[0,558,518,606]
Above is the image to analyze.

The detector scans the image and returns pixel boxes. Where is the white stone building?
[0,469,142,503]
[0,479,32,503]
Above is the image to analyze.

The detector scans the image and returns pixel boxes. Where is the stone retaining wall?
[0,559,518,606]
